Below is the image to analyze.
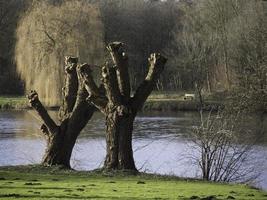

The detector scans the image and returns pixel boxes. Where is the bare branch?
[58,56,79,120]
[131,53,167,112]
[101,63,121,105]
[79,63,99,96]
[78,63,107,112]
[67,85,96,139]
[27,90,58,134]
[107,42,131,102]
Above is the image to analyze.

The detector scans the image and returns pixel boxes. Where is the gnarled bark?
[27,57,95,168]
[81,42,167,171]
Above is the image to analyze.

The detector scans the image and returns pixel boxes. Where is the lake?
[0,110,266,190]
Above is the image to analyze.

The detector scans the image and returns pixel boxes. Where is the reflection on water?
[0,110,266,190]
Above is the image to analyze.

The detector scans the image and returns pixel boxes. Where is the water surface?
[0,110,266,190]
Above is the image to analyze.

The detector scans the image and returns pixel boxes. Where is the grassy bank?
[0,96,28,110]
[144,99,222,112]
[0,165,266,200]
[144,92,223,111]
[0,93,223,111]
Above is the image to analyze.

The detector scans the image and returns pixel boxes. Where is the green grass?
[0,96,28,110]
[0,165,266,200]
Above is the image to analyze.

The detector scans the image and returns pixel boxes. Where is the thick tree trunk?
[42,131,72,167]
[42,119,93,168]
[42,119,92,168]
[117,116,135,170]
[104,105,136,170]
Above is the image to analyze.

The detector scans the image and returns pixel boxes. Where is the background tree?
[0,0,26,94]
[167,1,218,106]
[0,0,264,106]
[98,0,179,90]
[230,0,267,111]
[27,57,95,168]
[80,42,167,171]
[16,0,104,106]
[167,0,266,96]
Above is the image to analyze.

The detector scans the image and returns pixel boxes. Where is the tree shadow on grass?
[0,193,165,199]
[0,186,71,190]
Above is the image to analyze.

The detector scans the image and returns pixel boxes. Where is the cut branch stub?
[78,63,98,96]
[101,63,121,105]
[78,63,107,112]
[27,90,39,106]
[146,53,167,81]
[59,56,79,120]
[107,42,131,102]
[27,90,58,134]
[131,53,167,112]
[107,42,128,64]
[65,56,78,73]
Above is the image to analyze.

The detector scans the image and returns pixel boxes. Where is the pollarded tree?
[80,42,167,171]
[27,57,95,168]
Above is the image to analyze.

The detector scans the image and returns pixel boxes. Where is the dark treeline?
[0,0,28,94]
[98,0,180,90]
[0,0,266,107]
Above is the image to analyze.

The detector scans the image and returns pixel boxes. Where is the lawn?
[0,165,266,200]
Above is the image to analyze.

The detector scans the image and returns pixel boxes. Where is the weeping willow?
[16,0,104,106]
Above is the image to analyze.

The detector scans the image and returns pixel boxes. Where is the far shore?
[0,93,224,112]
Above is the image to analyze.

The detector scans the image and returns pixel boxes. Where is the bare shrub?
[189,110,260,183]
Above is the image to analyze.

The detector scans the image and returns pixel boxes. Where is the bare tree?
[168,2,218,107]
[231,0,267,111]
[80,42,167,171]
[178,0,266,183]
[27,57,95,168]
[189,110,259,183]
[167,0,263,93]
